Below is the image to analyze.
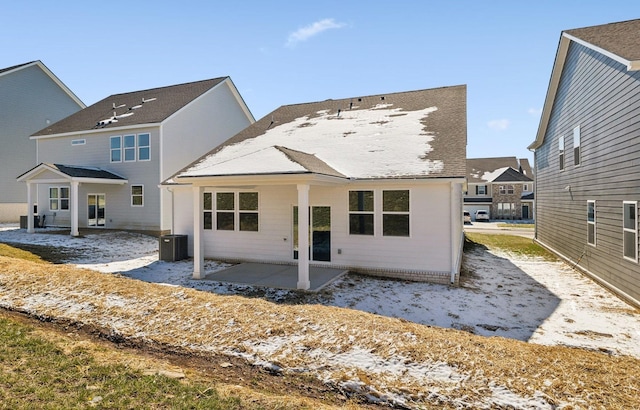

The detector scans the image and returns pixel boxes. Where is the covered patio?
[204,262,348,292]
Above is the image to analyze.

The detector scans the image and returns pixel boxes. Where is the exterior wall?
[535,41,640,307]
[0,64,83,218]
[173,180,462,283]
[159,79,254,231]
[490,182,526,220]
[34,128,162,231]
[0,203,27,223]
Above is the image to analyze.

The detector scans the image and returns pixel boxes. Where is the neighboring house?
[0,61,85,222]
[17,77,254,236]
[465,157,534,221]
[528,19,640,308]
[167,85,467,290]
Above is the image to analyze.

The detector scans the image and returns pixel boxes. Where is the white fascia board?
[223,77,256,123]
[17,164,67,182]
[73,177,128,185]
[563,33,635,71]
[175,173,347,187]
[31,123,161,140]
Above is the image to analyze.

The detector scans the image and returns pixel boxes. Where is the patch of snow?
[480,167,509,182]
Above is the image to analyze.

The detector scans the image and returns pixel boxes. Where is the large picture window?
[382,190,409,237]
[49,187,69,211]
[623,201,637,261]
[349,190,374,235]
[587,200,595,246]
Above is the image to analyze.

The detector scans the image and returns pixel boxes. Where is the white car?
[463,211,471,224]
[475,210,490,221]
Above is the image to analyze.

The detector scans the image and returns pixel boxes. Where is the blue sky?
[2,1,639,163]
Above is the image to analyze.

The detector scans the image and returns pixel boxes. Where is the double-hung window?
[131,185,144,207]
[216,192,235,230]
[209,192,259,231]
[239,192,259,231]
[49,187,69,211]
[123,134,136,162]
[559,136,565,170]
[203,193,213,229]
[349,190,374,235]
[138,133,150,161]
[587,200,595,246]
[499,185,513,195]
[623,201,637,261]
[476,185,486,195]
[574,126,581,166]
[110,136,122,162]
[382,190,410,237]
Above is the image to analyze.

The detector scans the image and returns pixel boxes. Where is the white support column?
[193,186,204,279]
[26,182,35,233]
[296,184,310,290]
[70,181,79,237]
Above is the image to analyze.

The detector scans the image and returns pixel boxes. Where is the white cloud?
[487,119,509,131]
[286,18,346,47]
[528,107,542,116]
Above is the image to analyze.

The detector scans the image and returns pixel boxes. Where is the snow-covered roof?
[173,85,467,181]
[467,157,533,183]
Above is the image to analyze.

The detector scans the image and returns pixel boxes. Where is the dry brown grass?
[1,255,639,408]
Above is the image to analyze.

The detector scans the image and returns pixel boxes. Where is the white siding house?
[167,85,467,289]
[17,77,254,235]
[0,61,85,222]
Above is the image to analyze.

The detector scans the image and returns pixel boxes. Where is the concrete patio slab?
[204,263,348,291]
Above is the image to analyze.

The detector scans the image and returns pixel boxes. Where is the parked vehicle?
[475,210,490,221]
[463,211,471,224]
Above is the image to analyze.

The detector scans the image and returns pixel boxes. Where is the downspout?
[450,181,458,284]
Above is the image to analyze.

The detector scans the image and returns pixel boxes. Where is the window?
[138,133,150,161]
[382,190,409,236]
[497,203,516,219]
[131,185,144,207]
[49,187,69,211]
[123,134,136,161]
[587,200,595,246]
[476,185,486,195]
[349,190,374,235]
[574,126,581,166]
[71,139,86,146]
[110,136,122,162]
[523,184,529,192]
[239,192,259,231]
[211,192,259,231]
[623,201,637,261]
[216,192,235,230]
[559,135,565,170]
[498,185,513,195]
[203,193,213,229]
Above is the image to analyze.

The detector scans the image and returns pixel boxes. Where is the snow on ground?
[1,223,639,359]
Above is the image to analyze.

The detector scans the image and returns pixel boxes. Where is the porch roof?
[17,163,128,184]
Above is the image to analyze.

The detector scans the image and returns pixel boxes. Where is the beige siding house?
[17,77,254,235]
[167,85,467,289]
[0,61,85,222]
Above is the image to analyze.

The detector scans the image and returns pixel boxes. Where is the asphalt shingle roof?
[174,85,467,180]
[565,19,640,63]
[32,77,228,136]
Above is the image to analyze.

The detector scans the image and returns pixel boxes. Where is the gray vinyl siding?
[36,128,162,231]
[535,41,640,305]
[1,65,82,205]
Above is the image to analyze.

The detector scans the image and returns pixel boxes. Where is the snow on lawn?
[1,223,639,360]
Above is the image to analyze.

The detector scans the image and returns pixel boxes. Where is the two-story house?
[529,19,640,308]
[17,77,254,236]
[465,157,534,221]
[0,61,85,222]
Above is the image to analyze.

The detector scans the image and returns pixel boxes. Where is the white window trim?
[381,189,411,237]
[523,184,529,192]
[203,192,213,230]
[623,201,638,262]
[110,135,122,163]
[123,134,136,162]
[573,125,581,167]
[213,191,259,232]
[587,200,596,247]
[49,186,70,212]
[348,190,375,236]
[559,135,565,171]
[477,185,486,195]
[138,133,151,162]
[131,184,144,207]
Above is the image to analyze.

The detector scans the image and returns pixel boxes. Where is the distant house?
[167,85,467,289]
[528,19,640,308]
[0,61,85,222]
[17,77,254,236]
[465,157,534,221]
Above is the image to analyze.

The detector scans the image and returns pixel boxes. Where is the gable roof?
[467,157,532,183]
[17,163,126,183]
[173,85,467,181]
[32,77,230,137]
[0,60,85,108]
[529,19,640,150]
